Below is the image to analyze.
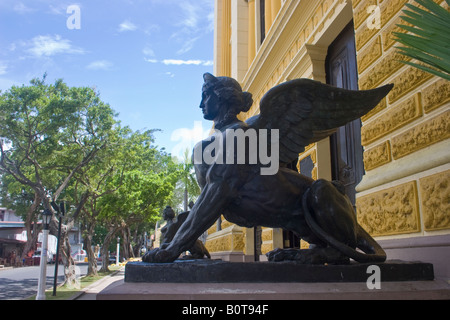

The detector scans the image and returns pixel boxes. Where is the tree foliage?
[0,76,116,270]
[0,76,183,276]
[394,0,450,80]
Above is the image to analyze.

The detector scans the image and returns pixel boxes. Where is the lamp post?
[116,237,120,265]
[51,201,64,296]
[36,209,52,300]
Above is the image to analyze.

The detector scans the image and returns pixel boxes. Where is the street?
[0,262,98,300]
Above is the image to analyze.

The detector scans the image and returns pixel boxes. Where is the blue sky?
[0,0,215,160]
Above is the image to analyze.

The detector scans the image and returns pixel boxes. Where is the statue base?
[124,259,434,283]
[96,259,450,300]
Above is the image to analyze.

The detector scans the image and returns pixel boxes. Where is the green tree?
[180,148,200,211]
[0,76,116,276]
[96,131,180,272]
[68,126,180,273]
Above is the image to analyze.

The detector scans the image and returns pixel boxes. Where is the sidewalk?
[70,267,125,300]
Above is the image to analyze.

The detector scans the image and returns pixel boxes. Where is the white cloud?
[170,0,214,55]
[13,2,34,14]
[144,58,213,66]
[27,35,85,57]
[48,3,69,15]
[118,20,137,32]
[163,59,201,65]
[176,37,200,55]
[143,47,155,57]
[86,60,113,71]
[170,121,210,160]
[144,58,158,63]
[178,2,199,29]
[163,59,213,66]
[0,62,7,75]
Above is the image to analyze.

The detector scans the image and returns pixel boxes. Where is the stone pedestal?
[124,259,434,283]
[97,280,450,300]
[96,259,450,300]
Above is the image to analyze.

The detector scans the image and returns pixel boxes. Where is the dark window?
[299,155,314,179]
[260,0,266,44]
[283,229,301,249]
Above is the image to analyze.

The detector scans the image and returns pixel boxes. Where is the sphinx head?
[200,73,253,125]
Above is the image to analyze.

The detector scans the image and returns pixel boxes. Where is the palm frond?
[393,0,450,80]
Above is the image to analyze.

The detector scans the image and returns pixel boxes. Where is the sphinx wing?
[245,79,393,165]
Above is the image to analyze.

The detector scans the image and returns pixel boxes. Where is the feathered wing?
[245,79,393,165]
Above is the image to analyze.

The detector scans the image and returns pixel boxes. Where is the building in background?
[207,0,449,278]
[0,208,26,266]
[0,207,84,266]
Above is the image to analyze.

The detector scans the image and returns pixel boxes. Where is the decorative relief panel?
[379,0,408,29]
[363,140,391,171]
[206,234,233,253]
[261,228,273,242]
[353,0,377,29]
[420,170,450,231]
[362,97,387,122]
[422,79,450,113]
[361,93,422,146]
[355,18,379,51]
[357,36,382,73]
[381,15,411,51]
[356,181,421,236]
[391,110,450,160]
[205,226,245,253]
[388,66,433,103]
[261,242,273,255]
[358,50,407,91]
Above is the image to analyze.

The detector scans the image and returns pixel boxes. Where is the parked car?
[50,254,63,264]
[97,253,117,265]
[108,254,117,264]
[32,250,53,264]
[71,249,86,262]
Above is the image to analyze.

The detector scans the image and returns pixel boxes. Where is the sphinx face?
[199,86,220,121]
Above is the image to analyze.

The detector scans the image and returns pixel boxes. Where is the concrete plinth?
[124,259,434,283]
[97,279,450,300]
[96,259,450,300]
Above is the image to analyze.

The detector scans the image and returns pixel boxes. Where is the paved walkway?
[71,267,125,300]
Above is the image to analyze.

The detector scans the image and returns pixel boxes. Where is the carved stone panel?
[420,170,450,231]
[356,181,420,236]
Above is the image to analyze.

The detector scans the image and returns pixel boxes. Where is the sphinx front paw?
[142,248,177,263]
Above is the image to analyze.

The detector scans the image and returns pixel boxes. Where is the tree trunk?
[121,227,134,260]
[56,218,75,285]
[21,220,40,262]
[99,226,118,272]
[20,193,41,261]
[84,224,98,276]
[60,230,75,284]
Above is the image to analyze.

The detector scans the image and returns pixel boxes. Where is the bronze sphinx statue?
[143,73,392,264]
[160,205,210,260]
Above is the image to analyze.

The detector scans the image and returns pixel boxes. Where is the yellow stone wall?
[354,0,450,239]
[208,0,450,258]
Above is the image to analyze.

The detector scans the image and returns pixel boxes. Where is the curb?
[0,266,14,272]
[68,267,125,300]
